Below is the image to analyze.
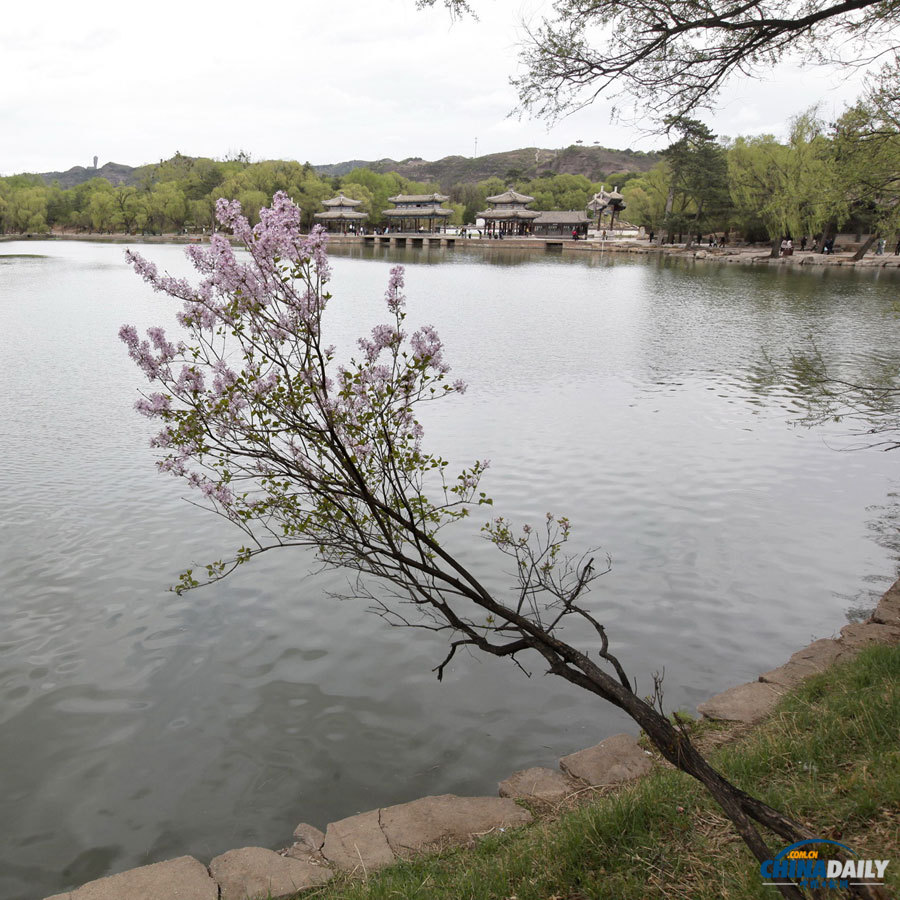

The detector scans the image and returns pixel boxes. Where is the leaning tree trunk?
[853,232,878,261]
[519,625,891,900]
[816,219,837,253]
[408,509,893,900]
[661,187,675,243]
[686,202,705,250]
[770,237,781,258]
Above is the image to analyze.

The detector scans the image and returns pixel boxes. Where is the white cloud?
[0,0,877,175]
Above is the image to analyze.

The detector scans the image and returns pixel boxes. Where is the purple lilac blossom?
[120,192,476,525]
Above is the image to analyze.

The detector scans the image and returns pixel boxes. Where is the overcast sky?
[1,0,874,176]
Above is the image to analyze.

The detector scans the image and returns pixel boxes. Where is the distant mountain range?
[310,145,660,186]
[36,161,139,189]
[32,145,660,190]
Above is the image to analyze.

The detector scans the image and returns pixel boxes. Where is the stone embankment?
[7,231,900,271]
[43,579,900,900]
[566,241,900,270]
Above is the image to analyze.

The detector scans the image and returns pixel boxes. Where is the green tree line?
[623,88,900,251]
[2,85,897,244]
[0,149,638,236]
[0,155,434,235]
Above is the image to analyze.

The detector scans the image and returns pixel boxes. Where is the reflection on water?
[0,240,898,899]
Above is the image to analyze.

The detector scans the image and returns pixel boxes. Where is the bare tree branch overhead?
[419,0,900,120]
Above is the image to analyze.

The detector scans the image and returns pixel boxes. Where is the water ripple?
[0,241,897,899]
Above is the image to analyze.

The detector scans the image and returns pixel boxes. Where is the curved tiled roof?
[588,189,626,210]
[314,209,368,220]
[485,190,534,204]
[533,211,591,224]
[322,194,363,208]
[383,206,452,217]
[476,208,540,220]
[387,193,450,203]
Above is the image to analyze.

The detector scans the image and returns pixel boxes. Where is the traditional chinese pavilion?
[314,194,368,234]
[382,193,452,233]
[477,190,540,236]
[588,187,627,232]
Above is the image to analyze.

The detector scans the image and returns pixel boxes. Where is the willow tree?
[830,59,900,259]
[728,113,839,255]
[121,193,888,900]
[621,163,672,234]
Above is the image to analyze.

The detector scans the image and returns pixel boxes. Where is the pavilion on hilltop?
[476,190,540,237]
[382,193,452,233]
[314,194,368,234]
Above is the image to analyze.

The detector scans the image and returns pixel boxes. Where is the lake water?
[1,240,898,899]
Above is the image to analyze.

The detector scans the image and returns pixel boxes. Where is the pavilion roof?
[322,194,363,208]
[533,211,591,224]
[314,209,368,220]
[387,193,450,203]
[588,189,625,210]
[485,190,534,204]
[382,206,452,217]
[476,208,540,220]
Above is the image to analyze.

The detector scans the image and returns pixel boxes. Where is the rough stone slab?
[209,846,331,900]
[559,733,652,786]
[760,638,852,686]
[282,842,321,863]
[380,794,533,857]
[698,681,782,724]
[839,621,900,649]
[322,809,394,872]
[47,856,216,900]
[498,766,582,804]
[872,579,900,627]
[292,822,326,852]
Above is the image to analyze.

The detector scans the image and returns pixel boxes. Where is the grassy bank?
[303,644,899,899]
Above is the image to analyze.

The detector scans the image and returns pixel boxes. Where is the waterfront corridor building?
[532,211,591,237]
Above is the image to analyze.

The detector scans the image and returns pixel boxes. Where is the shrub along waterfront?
[302,644,900,900]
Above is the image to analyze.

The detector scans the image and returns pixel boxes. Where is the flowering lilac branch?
[119,194,871,900]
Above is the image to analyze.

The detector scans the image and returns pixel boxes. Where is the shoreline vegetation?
[43,581,900,900]
[4,103,898,262]
[5,231,900,271]
[305,644,900,900]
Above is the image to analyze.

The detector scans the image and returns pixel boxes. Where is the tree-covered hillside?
[1,150,647,235]
[311,144,660,186]
[26,145,658,194]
